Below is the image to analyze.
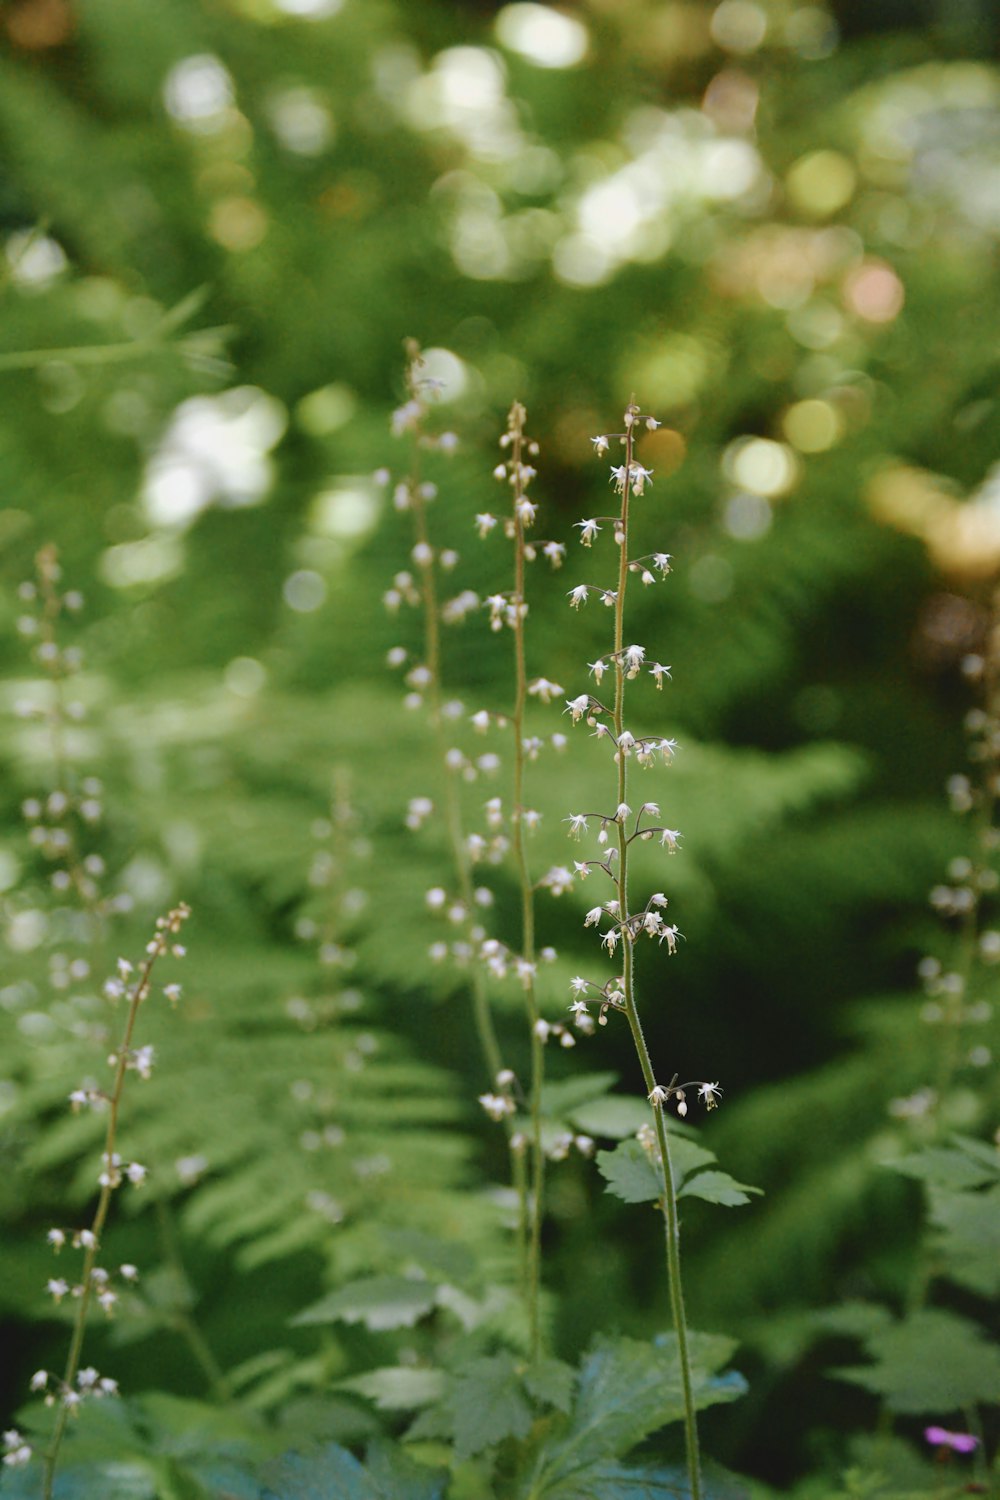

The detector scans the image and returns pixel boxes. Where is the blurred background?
[1,0,999,1490]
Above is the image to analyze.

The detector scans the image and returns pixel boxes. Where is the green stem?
[509,404,545,1361]
[612,409,702,1500]
[400,347,528,1290]
[42,941,165,1500]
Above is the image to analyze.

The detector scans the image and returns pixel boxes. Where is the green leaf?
[541,1072,621,1118]
[523,1358,576,1414]
[259,1440,446,1500]
[526,1333,744,1497]
[678,1171,763,1208]
[337,1368,446,1411]
[596,1140,663,1204]
[290,1277,438,1331]
[928,1183,1000,1296]
[666,1136,718,1187]
[567,1095,651,1140]
[834,1307,1000,1412]
[446,1352,534,1461]
[889,1147,999,1191]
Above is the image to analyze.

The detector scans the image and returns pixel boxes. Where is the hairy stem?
[508,403,545,1360]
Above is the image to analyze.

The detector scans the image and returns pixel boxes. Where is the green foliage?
[596,1137,760,1209]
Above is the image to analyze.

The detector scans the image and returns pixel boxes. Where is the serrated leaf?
[597,1137,719,1205]
[532,1461,750,1500]
[596,1140,663,1203]
[259,1439,445,1500]
[889,1148,998,1191]
[567,1095,651,1140]
[527,1333,744,1496]
[678,1171,762,1208]
[833,1307,1000,1413]
[337,1368,446,1411]
[809,1301,893,1340]
[290,1277,438,1331]
[928,1183,1000,1296]
[666,1137,718,1185]
[523,1358,576,1414]
[446,1352,534,1461]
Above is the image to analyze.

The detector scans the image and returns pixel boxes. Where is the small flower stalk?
[563,400,716,1500]
[39,904,191,1500]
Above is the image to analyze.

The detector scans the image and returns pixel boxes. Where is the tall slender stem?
[42,909,189,1500]
[611,408,703,1500]
[508,404,545,1361]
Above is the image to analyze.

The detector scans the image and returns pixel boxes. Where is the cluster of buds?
[28,1364,120,1410]
[3,1429,32,1467]
[45,1250,139,1318]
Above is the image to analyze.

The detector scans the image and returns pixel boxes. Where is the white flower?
[568,585,589,609]
[125,1162,147,1187]
[615,802,630,822]
[30,1370,48,1391]
[119,1263,139,1281]
[660,829,681,852]
[47,1228,65,1251]
[591,435,610,455]
[565,694,590,724]
[476,512,498,537]
[698,1082,723,1109]
[584,906,603,927]
[425,887,447,910]
[529,678,564,704]
[648,1085,668,1106]
[602,928,619,954]
[575,518,601,546]
[542,866,574,896]
[645,417,661,431]
[599,590,617,607]
[569,976,589,994]
[649,662,671,689]
[516,497,537,526]
[623,644,645,676]
[543,541,565,567]
[46,1278,69,1302]
[566,813,588,838]
[653,552,672,573]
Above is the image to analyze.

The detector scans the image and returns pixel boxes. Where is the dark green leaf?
[523,1358,576,1414]
[833,1307,1000,1412]
[446,1352,535,1461]
[928,1183,1000,1296]
[259,1440,446,1500]
[596,1140,663,1204]
[567,1095,651,1140]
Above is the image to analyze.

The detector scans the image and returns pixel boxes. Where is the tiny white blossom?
[543,541,566,567]
[575,518,601,546]
[125,1162,147,1187]
[30,1370,48,1391]
[565,694,590,724]
[566,813,588,838]
[568,585,589,609]
[660,829,681,851]
[47,1228,65,1251]
[529,678,564,704]
[588,659,606,684]
[476,512,498,537]
[698,1082,723,1109]
[569,976,589,994]
[47,1278,69,1302]
[648,1085,668,1106]
[591,435,610,455]
[584,907,603,927]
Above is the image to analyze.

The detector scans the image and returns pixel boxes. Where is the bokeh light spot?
[495,4,588,68]
[782,398,844,452]
[843,259,905,323]
[710,0,767,55]
[786,149,856,218]
[283,570,327,611]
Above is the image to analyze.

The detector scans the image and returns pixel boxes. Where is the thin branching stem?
[508,402,546,1360]
[42,911,188,1500]
[400,345,530,1291]
[610,407,703,1500]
